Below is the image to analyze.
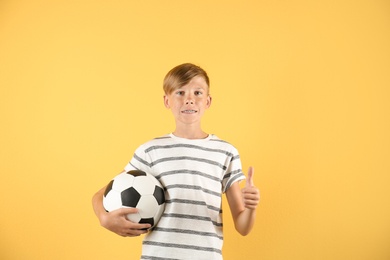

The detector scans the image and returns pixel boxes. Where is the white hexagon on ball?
[137,195,159,218]
[103,190,122,212]
[132,176,155,194]
[126,209,141,223]
[112,172,135,192]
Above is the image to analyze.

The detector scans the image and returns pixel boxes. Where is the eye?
[194,91,203,96]
[176,91,185,96]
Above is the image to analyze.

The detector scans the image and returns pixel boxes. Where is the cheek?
[171,102,182,111]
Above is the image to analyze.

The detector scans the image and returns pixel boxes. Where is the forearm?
[234,208,257,236]
[226,169,260,236]
[92,187,108,224]
[92,185,151,236]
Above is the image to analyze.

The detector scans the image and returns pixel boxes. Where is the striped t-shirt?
[124,133,246,260]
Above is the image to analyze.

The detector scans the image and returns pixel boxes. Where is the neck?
[173,127,208,140]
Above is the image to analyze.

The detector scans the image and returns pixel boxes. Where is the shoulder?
[135,134,174,152]
[209,135,240,154]
[146,134,172,145]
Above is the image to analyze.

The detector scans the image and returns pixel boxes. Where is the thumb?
[245,166,254,187]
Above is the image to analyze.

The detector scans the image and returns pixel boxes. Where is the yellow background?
[1,0,389,259]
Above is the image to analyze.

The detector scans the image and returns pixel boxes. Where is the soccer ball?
[103,170,165,228]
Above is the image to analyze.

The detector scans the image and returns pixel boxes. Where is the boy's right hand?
[99,207,151,237]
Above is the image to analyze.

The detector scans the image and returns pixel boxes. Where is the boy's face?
[164,76,211,128]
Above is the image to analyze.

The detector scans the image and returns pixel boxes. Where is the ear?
[206,95,212,109]
[163,95,170,108]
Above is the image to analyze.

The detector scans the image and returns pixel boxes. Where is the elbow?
[239,231,249,236]
[237,228,251,236]
[234,224,252,236]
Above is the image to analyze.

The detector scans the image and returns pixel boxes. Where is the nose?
[185,94,194,104]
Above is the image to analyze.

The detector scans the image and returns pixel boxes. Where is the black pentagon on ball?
[121,187,141,207]
[126,170,147,177]
[153,186,165,205]
[139,218,154,230]
[104,180,114,197]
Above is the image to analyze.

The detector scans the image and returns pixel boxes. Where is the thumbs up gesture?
[242,167,260,210]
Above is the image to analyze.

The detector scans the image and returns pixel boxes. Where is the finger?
[129,227,149,235]
[117,207,138,215]
[243,196,258,205]
[243,192,260,203]
[246,166,254,187]
[243,194,260,209]
[134,223,152,231]
[125,219,151,231]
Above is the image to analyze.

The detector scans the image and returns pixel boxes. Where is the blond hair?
[163,63,210,94]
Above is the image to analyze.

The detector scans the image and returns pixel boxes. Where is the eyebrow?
[176,86,207,91]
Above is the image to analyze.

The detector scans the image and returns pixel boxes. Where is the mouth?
[181,109,198,114]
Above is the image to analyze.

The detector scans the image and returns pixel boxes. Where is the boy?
[92,63,260,259]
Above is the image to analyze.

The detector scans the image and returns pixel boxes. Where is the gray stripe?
[162,213,223,227]
[142,241,222,254]
[165,184,221,197]
[165,199,221,212]
[225,172,245,191]
[209,138,229,144]
[151,156,227,170]
[153,136,171,140]
[223,169,242,181]
[133,153,152,167]
[141,255,179,260]
[158,169,221,182]
[128,162,140,171]
[145,144,233,157]
[231,154,240,161]
[152,227,223,240]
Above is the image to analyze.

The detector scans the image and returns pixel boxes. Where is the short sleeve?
[124,144,152,173]
[221,148,246,193]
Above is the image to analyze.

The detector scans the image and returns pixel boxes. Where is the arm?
[226,167,260,236]
[92,183,151,237]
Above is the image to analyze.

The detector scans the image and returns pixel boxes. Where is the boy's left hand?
[242,167,260,210]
